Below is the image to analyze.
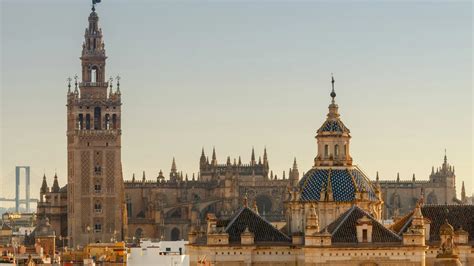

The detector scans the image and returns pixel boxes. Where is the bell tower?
[66,3,125,247]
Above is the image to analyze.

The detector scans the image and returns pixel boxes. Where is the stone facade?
[65,8,125,247]
[124,148,294,242]
[35,8,468,256]
[187,80,474,266]
[378,153,458,219]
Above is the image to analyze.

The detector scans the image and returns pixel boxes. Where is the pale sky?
[1,0,472,207]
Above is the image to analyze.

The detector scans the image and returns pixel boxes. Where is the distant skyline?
[1,1,472,206]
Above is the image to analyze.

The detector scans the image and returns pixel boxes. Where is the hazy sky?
[1,1,472,206]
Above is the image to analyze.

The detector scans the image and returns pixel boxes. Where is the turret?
[461,181,466,203]
[290,158,299,186]
[200,148,207,167]
[51,173,60,193]
[157,170,165,183]
[314,75,352,167]
[211,147,217,166]
[40,174,49,195]
[170,157,178,181]
[250,147,256,166]
[263,147,269,169]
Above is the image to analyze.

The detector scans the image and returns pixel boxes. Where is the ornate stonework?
[65,7,125,247]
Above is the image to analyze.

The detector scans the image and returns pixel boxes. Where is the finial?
[330,73,336,103]
[253,200,259,214]
[376,171,379,181]
[243,193,248,207]
[116,75,121,94]
[444,148,447,164]
[67,77,72,93]
[251,147,255,163]
[74,74,79,93]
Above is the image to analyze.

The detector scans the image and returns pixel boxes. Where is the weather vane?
[92,0,101,12]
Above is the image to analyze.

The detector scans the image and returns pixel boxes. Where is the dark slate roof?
[299,166,377,202]
[392,205,474,242]
[224,207,291,243]
[322,205,402,244]
[317,120,350,134]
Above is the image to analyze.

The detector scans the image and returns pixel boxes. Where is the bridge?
[0,166,39,213]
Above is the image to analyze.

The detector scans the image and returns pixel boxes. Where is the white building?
[128,240,189,266]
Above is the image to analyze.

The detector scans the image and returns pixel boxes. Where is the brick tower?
[66,5,125,247]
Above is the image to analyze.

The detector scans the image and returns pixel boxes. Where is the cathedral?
[35,6,471,261]
[186,75,474,266]
[378,153,460,219]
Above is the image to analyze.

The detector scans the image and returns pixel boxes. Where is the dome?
[298,166,377,202]
[317,119,350,134]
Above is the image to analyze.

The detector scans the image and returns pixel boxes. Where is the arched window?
[344,144,347,155]
[78,114,84,130]
[104,114,110,130]
[324,145,329,158]
[91,66,97,83]
[94,181,101,193]
[256,194,272,215]
[335,144,339,157]
[85,114,91,130]
[171,228,180,241]
[94,107,101,130]
[94,201,102,213]
[112,114,117,129]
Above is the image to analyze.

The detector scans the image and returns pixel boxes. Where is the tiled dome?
[317,119,350,134]
[298,166,377,202]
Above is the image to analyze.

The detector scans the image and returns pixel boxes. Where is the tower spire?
[171,157,177,173]
[461,181,466,203]
[40,174,49,194]
[444,148,448,165]
[211,147,217,165]
[263,147,268,167]
[116,75,121,95]
[67,77,72,94]
[251,147,256,165]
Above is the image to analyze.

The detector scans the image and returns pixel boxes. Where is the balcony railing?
[80,82,108,87]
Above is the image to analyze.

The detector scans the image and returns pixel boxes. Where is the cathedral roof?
[224,206,291,244]
[391,205,474,243]
[322,205,402,244]
[298,166,377,202]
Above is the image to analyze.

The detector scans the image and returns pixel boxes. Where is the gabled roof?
[322,205,401,243]
[224,207,291,243]
[391,205,474,242]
